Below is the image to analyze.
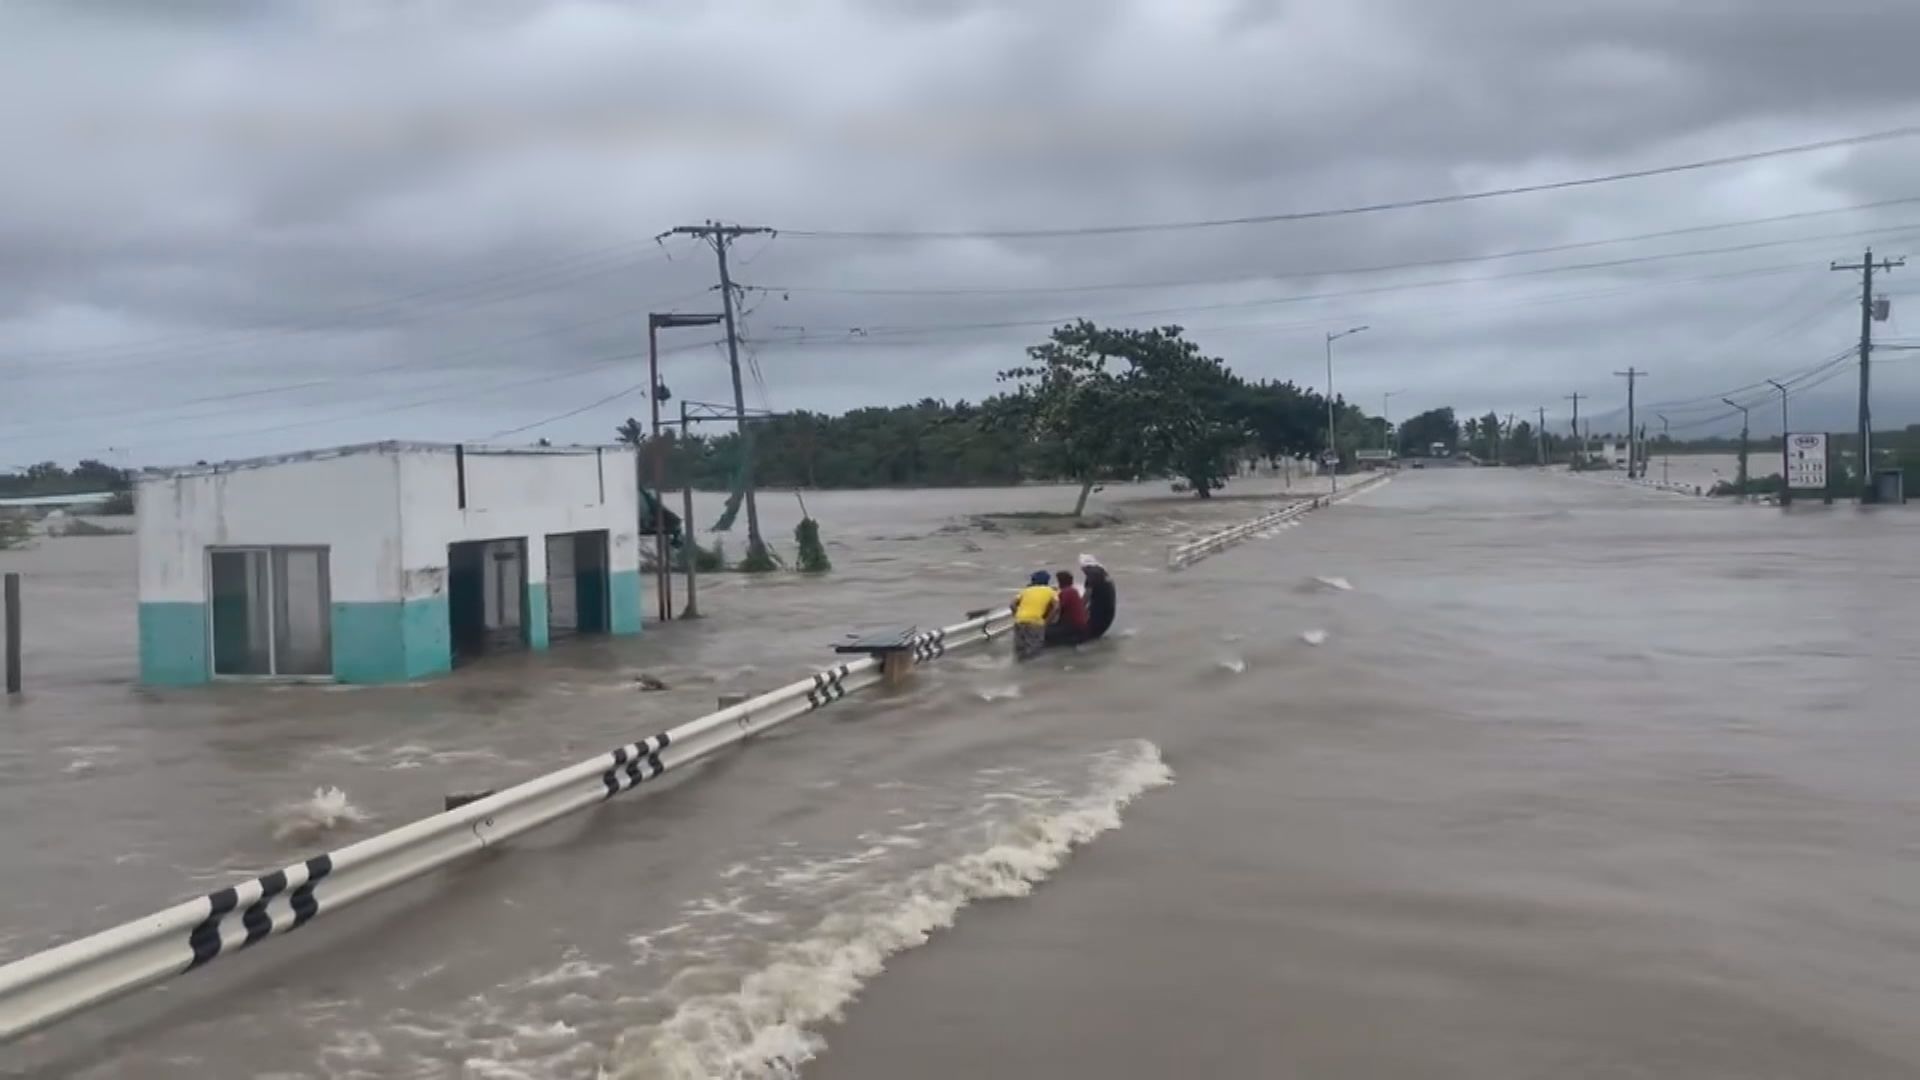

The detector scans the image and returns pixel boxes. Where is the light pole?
[1723,397,1750,502]
[1767,379,1790,506]
[1382,389,1405,456]
[1656,413,1670,487]
[648,312,725,621]
[1325,325,1369,491]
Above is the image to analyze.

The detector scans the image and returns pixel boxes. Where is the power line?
[481,381,651,441]
[754,197,1920,296]
[3,237,700,370]
[754,223,1920,347]
[782,125,1920,240]
[3,285,722,437]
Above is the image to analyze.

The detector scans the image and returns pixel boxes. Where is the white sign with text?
[1787,433,1828,490]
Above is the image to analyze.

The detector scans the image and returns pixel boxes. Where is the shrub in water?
[795,517,831,573]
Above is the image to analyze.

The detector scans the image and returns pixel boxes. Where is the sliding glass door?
[208,547,332,677]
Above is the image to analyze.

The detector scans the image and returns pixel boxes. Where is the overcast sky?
[6,0,1920,468]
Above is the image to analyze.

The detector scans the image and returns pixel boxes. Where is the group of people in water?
[1009,553,1117,660]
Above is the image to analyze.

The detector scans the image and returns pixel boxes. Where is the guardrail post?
[4,573,19,696]
[881,650,913,687]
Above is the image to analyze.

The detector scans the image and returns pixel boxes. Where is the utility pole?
[1613,369,1645,478]
[1503,413,1514,466]
[1656,413,1670,487]
[1767,379,1790,506]
[665,221,776,559]
[1537,406,1547,465]
[1565,392,1584,465]
[1382,390,1402,456]
[1831,248,1903,500]
[1723,398,1750,501]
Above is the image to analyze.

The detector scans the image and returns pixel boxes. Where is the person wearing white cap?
[1078,553,1117,641]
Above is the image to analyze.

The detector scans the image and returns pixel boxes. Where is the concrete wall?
[395,449,642,667]
[137,452,404,685]
[136,444,645,687]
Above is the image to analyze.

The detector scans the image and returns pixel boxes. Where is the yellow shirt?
[1013,585,1056,625]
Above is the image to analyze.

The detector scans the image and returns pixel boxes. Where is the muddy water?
[6,470,1920,1078]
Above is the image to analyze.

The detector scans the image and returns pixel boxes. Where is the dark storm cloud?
[4,0,1920,465]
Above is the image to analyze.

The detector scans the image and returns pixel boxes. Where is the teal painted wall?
[526,582,549,650]
[139,602,210,686]
[401,595,451,679]
[609,569,643,635]
[330,602,408,684]
[331,598,452,684]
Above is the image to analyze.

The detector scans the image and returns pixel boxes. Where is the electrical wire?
[781,125,1920,240]
[752,197,1920,297]
[2,235,700,370]
[751,223,1920,348]
[481,381,650,440]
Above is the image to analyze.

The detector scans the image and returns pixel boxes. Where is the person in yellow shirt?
[1010,570,1057,660]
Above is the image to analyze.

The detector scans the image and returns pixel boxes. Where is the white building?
[137,442,645,685]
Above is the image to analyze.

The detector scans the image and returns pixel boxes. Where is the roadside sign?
[1787,433,1828,490]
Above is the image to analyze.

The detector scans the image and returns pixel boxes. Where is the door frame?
[204,545,334,682]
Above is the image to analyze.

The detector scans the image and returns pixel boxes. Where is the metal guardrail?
[1167,473,1391,570]
[0,610,1011,1043]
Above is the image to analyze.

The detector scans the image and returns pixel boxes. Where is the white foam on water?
[975,683,1023,703]
[602,740,1173,1080]
[59,744,120,775]
[1215,656,1247,674]
[1301,629,1329,646]
[1314,575,1353,591]
[271,786,371,844]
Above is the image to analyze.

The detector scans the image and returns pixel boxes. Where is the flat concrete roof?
[142,440,630,480]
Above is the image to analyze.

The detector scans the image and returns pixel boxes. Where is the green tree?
[994,322,1159,513]
[1398,407,1458,455]
[1503,419,1536,465]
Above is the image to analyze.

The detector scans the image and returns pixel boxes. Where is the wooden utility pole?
[1565,392,1584,464]
[1613,369,1644,477]
[1537,406,1547,465]
[1831,249,1903,500]
[664,221,776,559]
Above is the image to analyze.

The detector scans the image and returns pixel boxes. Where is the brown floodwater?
[4,469,1919,1079]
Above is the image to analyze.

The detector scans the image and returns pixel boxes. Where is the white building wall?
[136,451,403,604]
[395,448,641,601]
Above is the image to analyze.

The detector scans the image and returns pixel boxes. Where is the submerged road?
[4,470,1919,1078]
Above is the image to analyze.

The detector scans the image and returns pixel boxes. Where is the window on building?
[209,547,332,677]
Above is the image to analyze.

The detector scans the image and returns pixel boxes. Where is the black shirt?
[1085,574,1117,639]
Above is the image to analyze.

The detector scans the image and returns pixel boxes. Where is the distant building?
[136,441,645,686]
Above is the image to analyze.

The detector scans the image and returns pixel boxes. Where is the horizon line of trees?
[621,320,1394,512]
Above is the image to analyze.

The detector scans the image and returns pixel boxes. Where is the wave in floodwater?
[1215,656,1247,674]
[1301,628,1329,647]
[605,739,1172,1080]
[271,785,371,844]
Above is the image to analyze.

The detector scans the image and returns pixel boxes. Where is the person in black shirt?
[1079,554,1117,641]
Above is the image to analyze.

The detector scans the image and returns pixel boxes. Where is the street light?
[1382,389,1406,455]
[1325,325,1369,492]
[1722,397,1751,501]
[648,312,726,620]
